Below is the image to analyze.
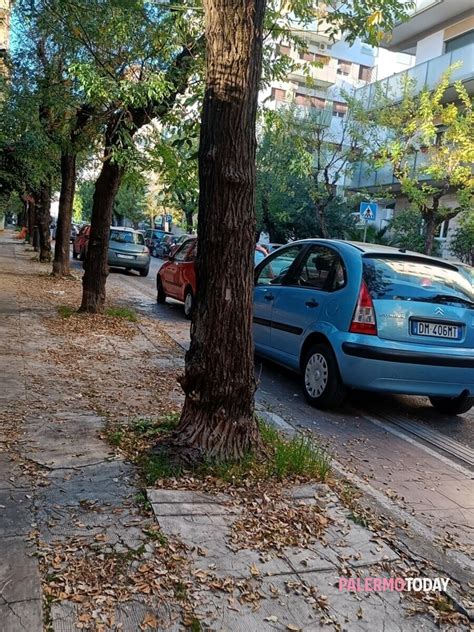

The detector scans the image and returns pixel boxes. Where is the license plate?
[117,254,134,260]
[411,320,461,339]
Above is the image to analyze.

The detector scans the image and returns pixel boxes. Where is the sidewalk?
[0,234,471,631]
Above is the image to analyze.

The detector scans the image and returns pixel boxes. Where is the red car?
[72,225,90,259]
[156,238,197,319]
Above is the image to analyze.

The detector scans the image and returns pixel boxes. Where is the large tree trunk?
[165,0,266,463]
[53,152,76,277]
[79,158,123,313]
[36,184,52,262]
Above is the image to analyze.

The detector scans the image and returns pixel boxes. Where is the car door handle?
[305,299,318,307]
[264,293,274,301]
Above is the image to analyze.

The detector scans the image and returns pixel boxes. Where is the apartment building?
[260,18,413,199]
[346,0,474,257]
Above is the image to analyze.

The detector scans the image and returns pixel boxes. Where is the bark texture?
[53,152,76,277]
[36,185,52,262]
[27,197,36,247]
[172,0,266,462]
[80,150,123,313]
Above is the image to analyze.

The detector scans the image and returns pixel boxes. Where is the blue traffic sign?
[359,202,377,222]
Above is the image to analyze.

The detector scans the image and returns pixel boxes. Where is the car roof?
[110,226,140,233]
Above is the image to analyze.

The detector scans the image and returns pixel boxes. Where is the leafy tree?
[113,174,148,227]
[256,107,361,241]
[387,207,427,253]
[450,212,474,266]
[352,71,474,254]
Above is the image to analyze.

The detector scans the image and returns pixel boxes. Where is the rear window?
[110,230,144,245]
[363,256,474,304]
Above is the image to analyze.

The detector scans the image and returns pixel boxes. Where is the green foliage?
[351,71,474,253]
[449,212,474,265]
[387,207,426,253]
[57,305,76,318]
[104,306,137,321]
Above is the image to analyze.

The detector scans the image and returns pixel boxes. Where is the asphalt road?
[72,252,474,464]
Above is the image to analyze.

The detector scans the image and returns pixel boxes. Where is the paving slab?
[0,600,43,632]
[0,537,42,603]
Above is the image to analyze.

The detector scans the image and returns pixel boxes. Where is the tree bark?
[166,0,266,463]
[79,155,123,313]
[36,184,52,261]
[53,152,77,277]
[27,197,36,246]
[423,210,436,255]
[184,208,194,233]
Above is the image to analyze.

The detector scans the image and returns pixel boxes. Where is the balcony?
[347,151,433,191]
[356,43,474,107]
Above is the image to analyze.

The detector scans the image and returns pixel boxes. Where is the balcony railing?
[355,43,474,107]
[347,151,433,190]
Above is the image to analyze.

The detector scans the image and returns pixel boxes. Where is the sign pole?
[363,220,368,243]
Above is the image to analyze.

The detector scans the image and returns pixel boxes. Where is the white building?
[346,0,474,257]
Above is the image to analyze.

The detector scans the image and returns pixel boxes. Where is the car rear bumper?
[337,339,474,398]
[108,254,150,270]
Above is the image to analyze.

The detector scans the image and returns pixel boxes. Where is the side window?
[174,240,196,262]
[293,246,346,291]
[256,246,302,286]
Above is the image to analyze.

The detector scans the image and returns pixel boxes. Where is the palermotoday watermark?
[338,577,450,593]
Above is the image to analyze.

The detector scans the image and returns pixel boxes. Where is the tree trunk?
[423,210,436,255]
[79,158,123,313]
[53,152,76,277]
[27,198,36,246]
[184,208,194,233]
[165,0,266,463]
[317,203,329,239]
[36,184,52,261]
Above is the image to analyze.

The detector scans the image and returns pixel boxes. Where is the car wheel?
[152,247,158,258]
[156,277,166,303]
[79,249,85,261]
[139,266,149,278]
[302,343,346,410]
[183,288,194,320]
[429,395,473,415]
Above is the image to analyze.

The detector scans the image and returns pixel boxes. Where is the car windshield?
[110,230,144,245]
[363,256,474,305]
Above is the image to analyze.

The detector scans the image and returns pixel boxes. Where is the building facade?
[346,0,474,258]
[0,0,12,73]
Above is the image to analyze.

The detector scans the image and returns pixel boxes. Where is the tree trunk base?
[153,406,263,468]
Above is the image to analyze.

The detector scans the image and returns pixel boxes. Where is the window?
[445,29,474,53]
[315,54,329,65]
[295,93,325,109]
[435,220,450,240]
[302,51,315,62]
[337,59,351,76]
[174,239,196,261]
[110,230,144,245]
[294,246,346,291]
[358,65,372,82]
[271,87,286,102]
[256,246,303,286]
[332,101,348,117]
[278,44,290,55]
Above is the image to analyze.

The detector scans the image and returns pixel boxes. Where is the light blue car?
[253,240,474,414]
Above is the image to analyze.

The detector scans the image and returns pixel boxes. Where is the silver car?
[108,227,150,277]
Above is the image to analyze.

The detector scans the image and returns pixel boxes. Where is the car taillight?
[350,281,377,335]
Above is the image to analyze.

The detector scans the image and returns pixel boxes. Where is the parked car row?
[156,238,474,415]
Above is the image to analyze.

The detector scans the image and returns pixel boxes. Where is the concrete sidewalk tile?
[0,491,33,537]
[0,537,41,603]
[0,600,43,632]
[150,501,239,516]
[156,513,236,547]
[147,488,229,505]
[396,481,463,510]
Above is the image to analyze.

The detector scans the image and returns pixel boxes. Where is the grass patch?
[138,452,182,484]
[142,527,168,546]
[57,305,76,318]
[104,306,137,322]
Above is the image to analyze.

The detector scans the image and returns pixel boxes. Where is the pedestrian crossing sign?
[359,202,377,222]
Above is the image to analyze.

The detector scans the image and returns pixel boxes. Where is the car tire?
[139,266,149,278]
[183,287,194,320]
[156,277,166,304]
[429,395,473,415]
[301,343,346,410]
[79,249,85,261]
[152,247,158,258]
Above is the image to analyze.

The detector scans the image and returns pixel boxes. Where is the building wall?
[415,30,445,62]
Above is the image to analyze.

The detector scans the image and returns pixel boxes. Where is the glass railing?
[356,43,473,107]
[348,150,434,189]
